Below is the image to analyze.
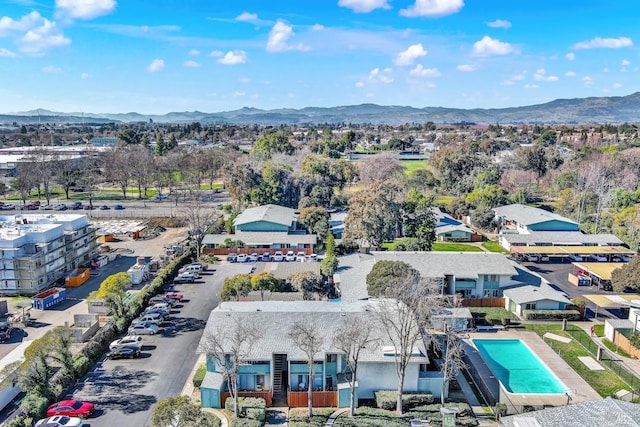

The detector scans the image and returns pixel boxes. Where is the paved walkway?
[324,408,349,426]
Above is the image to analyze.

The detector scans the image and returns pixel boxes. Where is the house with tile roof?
[196,300,445,409]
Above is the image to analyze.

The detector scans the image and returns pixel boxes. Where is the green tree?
[166,134,178,151]
[152,395,218,427]
[88,272,131,319]
[140,133,150,148]
[321,232,339,278]
[221,274,252,301]
[471,206,496,230]
[250,272,283,301]
[289,271,327,300]
[344,182,400,249]
[366,261,420,297]
[117,128,140,145]
[155,134,166,156]
[465,184,509,208]
[299,207,330,239]
[611,257,640,293]
[401,190,436,250]
[252,132,294,159]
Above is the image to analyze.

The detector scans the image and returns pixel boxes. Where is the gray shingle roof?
[503,284,572,305]
[203,231,317,246]
[493,204,578,227]
[255,261,321,279]
[501,231,623,246]
[435,224,474,235]
[233,204,296,227]
[197,300,428,364]
[201,371,225,390]
[500,397,640,427]
[372,251,517,279]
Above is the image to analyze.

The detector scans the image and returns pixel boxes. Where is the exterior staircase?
[273,354,286,396]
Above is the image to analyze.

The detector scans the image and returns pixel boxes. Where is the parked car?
[114,204,125,210]
[273,251,284,262]
[523,254,539,262]
[261,252,271,262]
[40,204,54,210]
[236,254,248,263]
[308,253,318,262]
[54,203,67,211]
[285,251,296,262]
[128,321,160,335]
[164,291,184,302]
[153,193,168,200]
[109,335,143,351]
[567,254,583,262]
[0,321,12,342]
[226,253,238,262]
[1,203,15,210]
[296,251,306,262]
[36,415,83,427]
[248,252,259,262]
[71,201,82,210]
[151,302,171,311]
[149,295,176,307]
[99,205,110,210]
[179,265,202,275]
[142,308,170,319]
[591,254,607,262]
[106,345,141,360]
[83,205,95,210]
[175,272,197,282]
[46,400,94,418]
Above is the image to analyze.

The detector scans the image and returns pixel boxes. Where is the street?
[68,262,252,427]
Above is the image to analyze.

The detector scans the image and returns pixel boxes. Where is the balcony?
[287,390,337,407]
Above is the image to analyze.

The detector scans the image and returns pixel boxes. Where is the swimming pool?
[473,339,566,394]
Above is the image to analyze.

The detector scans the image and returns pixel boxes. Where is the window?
[326,354,337,363]
[525,303,536,310]
[256,375,265,388]
[419,364,429,372]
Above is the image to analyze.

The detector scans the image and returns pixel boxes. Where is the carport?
[509,245,633,261]
[584,294,640,319]
[571,262,625,291]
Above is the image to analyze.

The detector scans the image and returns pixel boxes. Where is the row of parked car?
[227,251,318,263]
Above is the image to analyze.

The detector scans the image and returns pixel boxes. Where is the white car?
[236,254,248,263]
[109,335,143,351]
[36,415,83,427]
[285,251,296,262]
[0,203,15,210]
[273,251,284,262]
[128,321,160,335]
[248,253,259,262]
[567,254,583,262]
[296,252,306,262]
[591,254,607,262]
[308,254,318,262]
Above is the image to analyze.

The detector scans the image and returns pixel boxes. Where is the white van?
[179,265,201,276]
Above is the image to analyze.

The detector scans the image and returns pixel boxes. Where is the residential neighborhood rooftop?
[502,230,624,246]
[232,204,297,228]
[493,204,579,226]
[503,284,572,305]
[202,231,317,246]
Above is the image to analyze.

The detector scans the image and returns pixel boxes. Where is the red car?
[47,400,94,418]
[164,291,183,302]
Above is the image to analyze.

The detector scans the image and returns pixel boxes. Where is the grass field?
[402,159,428,175]
[481,241,509,254]
[432,242,483,252]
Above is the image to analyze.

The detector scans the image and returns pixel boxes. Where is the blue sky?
[1,0,639,114]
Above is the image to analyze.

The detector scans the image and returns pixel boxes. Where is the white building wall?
[358,362,420,399]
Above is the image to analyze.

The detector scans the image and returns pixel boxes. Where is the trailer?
[31,287,66,310]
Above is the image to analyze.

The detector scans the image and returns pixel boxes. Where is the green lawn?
[432,242,483,252]
[402,160,428,175]
[481,241,509,254]
[524,324,632,397]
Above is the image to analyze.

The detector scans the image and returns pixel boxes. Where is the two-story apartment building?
[197,300,445,409]
[0,213,98,295]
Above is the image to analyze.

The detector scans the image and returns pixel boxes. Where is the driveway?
[68,262,252,427]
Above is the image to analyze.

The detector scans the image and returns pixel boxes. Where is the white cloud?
[572,36,633,49]
[524,84,539,89]
[266,21,309,52]
[472,36,517,56]
[355,81,365,87]
[235,12,258,22]
[207,50,223,57]
[80,72,89,79]
[147,58,164,72]
[183,60,200,68]
[613,83,622,89]
[487,19,511,29]
[0,11,70,54]
[502,72,525,86]
[511,73,525,81]
[603,67,609,72]
[368,67,393,83]
[501,80,514,86]
[55,0,116,20]
[565,52,575,61]
[312,24,324,31]
[565,71,576,77]
[394,43,427,66]
[582,76,593,86]
[217,50,248,65]
[239,77,250,84]
[622,59,630,66]
[409,64,440,78]
[338,0,390,13]
[0,47,16,57]
[188,49,200,56]
[42,65,62,73]
[400,0,464,18]
[233,91,246,97]
[533,68,558,81]
[456,64,475,72]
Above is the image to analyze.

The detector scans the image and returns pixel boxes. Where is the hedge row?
[374,390,434,411]
[522,309,581,321]
[225,397,266,422]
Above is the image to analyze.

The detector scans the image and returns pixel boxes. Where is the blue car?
[114,204,125,210]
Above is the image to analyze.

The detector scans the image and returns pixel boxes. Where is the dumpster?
[31,287,66,310]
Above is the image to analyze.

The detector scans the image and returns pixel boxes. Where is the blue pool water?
[473,339,566,394]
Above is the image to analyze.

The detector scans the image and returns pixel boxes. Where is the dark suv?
[0,321,13,342]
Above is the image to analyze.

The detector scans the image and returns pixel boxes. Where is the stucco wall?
[358,362,420,399]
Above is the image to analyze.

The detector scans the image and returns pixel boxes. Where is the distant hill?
[5,92,640,125]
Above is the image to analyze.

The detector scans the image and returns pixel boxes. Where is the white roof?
[233,204,296,228]
[493,204,578,226]
[503,284,572,305]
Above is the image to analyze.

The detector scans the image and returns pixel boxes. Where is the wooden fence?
[461,298,505,308]
[613,331,640,359]
[287,391,337,407]
[221,390,273,407]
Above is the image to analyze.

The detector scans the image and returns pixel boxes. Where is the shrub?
[374,390,433,411]
[193,364,207,388]
[72,353,92,379]
[229,419,263,427]
[336,239,359,255]
[20,393,49,420]
[4,416,32,427]
[288,407,334,427]
[522,310,581,321]
[225,397,266,419]
[245,407,266,422]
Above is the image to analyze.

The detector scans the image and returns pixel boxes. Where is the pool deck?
[465,330,601,408]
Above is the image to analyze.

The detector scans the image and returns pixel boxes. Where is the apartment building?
[0,213,98,295]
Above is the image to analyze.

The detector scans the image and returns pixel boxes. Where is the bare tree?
[180,200,218,259]
[333,317,378,416]
[435,323,467,406]
[199,318,263,418]
[288,321,324,419]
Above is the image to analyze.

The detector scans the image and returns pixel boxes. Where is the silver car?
[128,321,160,335]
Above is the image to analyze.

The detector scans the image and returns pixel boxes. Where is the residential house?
[432,207,476,242]
[197,300,445,409]
[503,284,572,317]
[430,307,473,331]
[493,204,579,233]
[202,204,317,256]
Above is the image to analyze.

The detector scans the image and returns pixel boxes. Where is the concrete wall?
[358,362,420,399]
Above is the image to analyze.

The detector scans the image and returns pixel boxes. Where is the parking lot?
[68,262,252,427]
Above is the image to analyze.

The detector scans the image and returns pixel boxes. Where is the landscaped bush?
[229,419,263,427]
[192,363,207,388]
[469,307,514,324]
[333,406,406,427]
[522,310,581,321]
[288,407,334,427]
[225,397,266,421]
[336,239,359,255]
[374,390,433,411]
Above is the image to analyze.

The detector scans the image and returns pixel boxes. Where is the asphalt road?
[69,262,252,427]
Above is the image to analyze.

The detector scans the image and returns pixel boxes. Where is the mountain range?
[3,92,640,125]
